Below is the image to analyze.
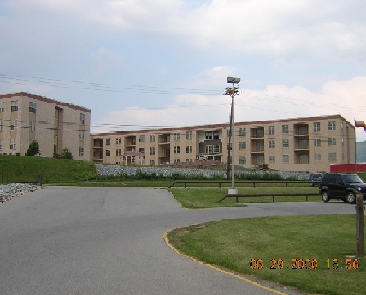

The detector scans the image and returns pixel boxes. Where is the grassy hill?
[0,155,98,184]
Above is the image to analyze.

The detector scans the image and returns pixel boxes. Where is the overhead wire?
[1,73,365,134]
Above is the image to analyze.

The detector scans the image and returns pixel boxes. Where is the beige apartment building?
[91,114,355,173]
[0,92,91,160]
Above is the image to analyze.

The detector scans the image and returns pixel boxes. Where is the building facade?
[91,114,355,173]
[0,92,91,160]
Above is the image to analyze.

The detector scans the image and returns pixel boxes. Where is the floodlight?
[227,76,240,84]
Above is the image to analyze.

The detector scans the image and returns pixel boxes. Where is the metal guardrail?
[168,180,311,188]
[218,192,319,203]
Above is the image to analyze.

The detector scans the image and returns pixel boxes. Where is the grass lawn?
[168,215,365,295]
[168,187,321,208]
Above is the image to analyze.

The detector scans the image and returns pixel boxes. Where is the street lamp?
[224,76,240,194]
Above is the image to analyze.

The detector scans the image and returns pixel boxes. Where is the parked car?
[309,173,323,187]
[318,173,366,203]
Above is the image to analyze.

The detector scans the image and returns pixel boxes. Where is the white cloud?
[90,48,124,74]
[11,0,366,64]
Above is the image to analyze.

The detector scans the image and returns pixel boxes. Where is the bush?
[26,140,40,156]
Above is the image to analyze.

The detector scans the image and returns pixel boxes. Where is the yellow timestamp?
[250,258,359,270]
[327,258,359,270]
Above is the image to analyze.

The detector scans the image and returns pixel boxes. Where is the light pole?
[225,76,240,194]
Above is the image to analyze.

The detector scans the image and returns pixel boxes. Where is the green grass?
[168,215,365,295]
[0,155,98,183]
[168,187,321,208]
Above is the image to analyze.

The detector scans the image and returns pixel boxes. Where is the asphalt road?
[0,187,358,295]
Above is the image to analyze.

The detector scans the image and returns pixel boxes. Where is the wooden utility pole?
[356,191,364,257]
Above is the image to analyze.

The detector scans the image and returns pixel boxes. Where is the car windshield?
[342,174,364,184]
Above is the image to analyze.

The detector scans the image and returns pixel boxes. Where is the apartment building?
[91,114,355,172]
[0,92,91,160]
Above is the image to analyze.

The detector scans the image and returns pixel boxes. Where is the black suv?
[319,173,366,203]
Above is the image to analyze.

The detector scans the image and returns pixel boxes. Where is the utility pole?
[224,76,240,194]
[354,120,366,257]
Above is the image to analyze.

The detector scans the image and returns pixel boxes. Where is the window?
[299,154,309,164]
[174,146,180,153]
[150,147,155,155]
[328,152,337,162]
[10,139,16,150]
[106,150,110,157]
[186,146,192,153]
[314,153,321,161]
[268,126,275,135]
[11,101,18,112]
[283,155,289,163]
[80,113,85,125]
[0,102,4,113]
[269,156,275,164]
[139,135,145,142]
[239,156,246,164]
[0,139,3,149]
[150,160,155,166]
[299,139,308,149]
[256,142,264,152]
[239,128,246,137]
[186,131,192,140]
[328,121,336,130]
[79,147,84,157]
[239,142,246,150]
[174,133,180,141]
[313,122,320,132]
[282,125,288,134]
[227,129,232,138]
[116,149,122,156]
[298,125,308,135]
[10,120,17,131]
[150,135,155,142]
[106,138,110,145]
[55,109,59,120]
[79,130,85,141]
[116,137,122,144]
[0,120,2,132]
[328,138,336,146]
[282,139,289,148]
[314,138,321,147]
[205,145,213,154]
[213,145,220,153]
[29,121,36,132]
[139,148,145,153]
[29,102,37,113]
[256,129,264,138]
[54,128,58,137]
[269,140,275,148]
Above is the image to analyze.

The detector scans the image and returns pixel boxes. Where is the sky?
[1,0,366,141]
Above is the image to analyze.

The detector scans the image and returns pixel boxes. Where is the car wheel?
[346,192,356,204]
[322,191,329,202]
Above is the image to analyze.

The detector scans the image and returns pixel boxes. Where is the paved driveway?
[0,187,357,295]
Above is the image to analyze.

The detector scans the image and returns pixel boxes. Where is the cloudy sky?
[1,0,366,141]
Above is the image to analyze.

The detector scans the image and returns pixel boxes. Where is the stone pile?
[0,183,40,203]
[95,164,309,180]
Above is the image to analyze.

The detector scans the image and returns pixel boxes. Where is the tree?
[26,140,40,156]
[60,148,73,160]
